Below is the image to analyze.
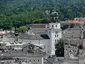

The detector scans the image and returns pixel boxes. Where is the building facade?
[0,22,62,56]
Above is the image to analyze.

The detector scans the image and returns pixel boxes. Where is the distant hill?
[0,0,84,11]
[0,0,85,20]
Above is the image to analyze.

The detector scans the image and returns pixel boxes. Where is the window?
[44,45,45,48]
[66,49,67,50]
[57,35,58,37]
[56,25,57,27]
[55,35,56,37]
[70,50,71,52]
[52,25,54,28]
[56,31,58,34]
[68,46,70,48]
[55,40,56,43]
[38,60,39,62]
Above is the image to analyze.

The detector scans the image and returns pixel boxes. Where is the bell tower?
[48,23,62,55]
[47,10,62,55]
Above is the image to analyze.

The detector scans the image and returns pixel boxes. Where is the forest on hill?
[0,0,85,29]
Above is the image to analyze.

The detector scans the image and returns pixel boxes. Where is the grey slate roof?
[30,28,48,34]
[0,51,46,57]
[31,24,48,28]
[64,39,80,46]
[0,45,46,58]
[19,33,50,40]
[7,33,50,40]
[63,25,81,38]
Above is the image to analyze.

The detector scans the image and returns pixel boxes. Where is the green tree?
[18,26,28,33]
[55,39,64,57]
[3,24,12,30]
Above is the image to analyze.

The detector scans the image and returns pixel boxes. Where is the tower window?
[57,35,58,37]
[56,31,58,34]
[56,25,57,27]
[55,35,56,37]
[52,25,54,28]
[55,40,56,43]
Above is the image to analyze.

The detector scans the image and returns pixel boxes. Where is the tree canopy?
[0,0,85,29]
[18,26,28,33]
[55,39,64,57]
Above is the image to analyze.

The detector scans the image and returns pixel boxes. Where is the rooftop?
[0,43,46,58]
[31,24,48,28]
[7,33,50,40]
[68,20,85,24]
[64,39,80,46]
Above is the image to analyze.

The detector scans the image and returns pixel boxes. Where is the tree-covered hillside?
[1,0,85,19]
[0,0,85,29]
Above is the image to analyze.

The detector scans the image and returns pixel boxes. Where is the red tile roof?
[68,20,85,24]
[31,24,48,28]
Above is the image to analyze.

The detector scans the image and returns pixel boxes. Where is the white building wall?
[49,23,60,29]
[50,29,56,55]
[41,57,44,64]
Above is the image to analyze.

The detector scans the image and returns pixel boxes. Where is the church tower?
[47,10,62,55]
[48,23,62,55]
